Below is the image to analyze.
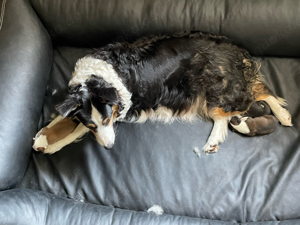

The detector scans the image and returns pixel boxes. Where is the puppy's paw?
[203,143,219,154]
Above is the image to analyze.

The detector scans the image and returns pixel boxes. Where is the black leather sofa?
[0,0,300,224]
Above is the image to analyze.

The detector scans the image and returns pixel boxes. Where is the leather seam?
[0,0,7,32]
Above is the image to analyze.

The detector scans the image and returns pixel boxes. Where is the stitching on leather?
[0,0,7,32]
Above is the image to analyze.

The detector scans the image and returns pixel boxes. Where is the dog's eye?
[260,103,265,108]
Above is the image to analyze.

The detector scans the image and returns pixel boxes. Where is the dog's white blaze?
[69,56,132,119]
[32,134,48,151]
[91,105,115,147]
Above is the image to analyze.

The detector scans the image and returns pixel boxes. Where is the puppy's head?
[56,76,122,149]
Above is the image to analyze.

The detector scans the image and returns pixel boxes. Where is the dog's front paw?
[203,143,219,154]
[32,132,62,154]
[42,145,62,154]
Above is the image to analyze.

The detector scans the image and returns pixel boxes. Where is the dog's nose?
[104,143,114,150]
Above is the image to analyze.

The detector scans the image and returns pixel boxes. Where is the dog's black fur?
[87,31,260,120]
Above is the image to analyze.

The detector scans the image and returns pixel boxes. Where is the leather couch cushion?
[19,46,300,223]
[29,0,300,57]
[0,188,236,225]
[0,0,52,190]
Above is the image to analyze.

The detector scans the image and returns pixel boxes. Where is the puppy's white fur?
[230,117,250,134]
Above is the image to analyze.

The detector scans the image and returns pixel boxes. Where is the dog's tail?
[252,81,292,126]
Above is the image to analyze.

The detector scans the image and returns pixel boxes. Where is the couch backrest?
[30,0,300,57]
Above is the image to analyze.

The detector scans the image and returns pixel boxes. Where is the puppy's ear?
[56,85,82,118]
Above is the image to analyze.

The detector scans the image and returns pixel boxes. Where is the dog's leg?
[43,123,89,154]
[253,82,292,126]
[46,115,63,128]
[33,115,63,140]
[259,96,292,126]
[203,113,230,153]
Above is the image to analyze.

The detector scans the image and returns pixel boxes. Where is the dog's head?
[56,76,123,149]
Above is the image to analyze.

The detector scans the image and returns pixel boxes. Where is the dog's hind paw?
[203,143,219,154]
[277,107,292,126]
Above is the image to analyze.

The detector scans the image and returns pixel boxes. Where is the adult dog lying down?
[33,31,292,154]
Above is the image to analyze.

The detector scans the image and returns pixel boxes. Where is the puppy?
[229,100,278,136]
[34,31,292,154]
[230,115,278,137]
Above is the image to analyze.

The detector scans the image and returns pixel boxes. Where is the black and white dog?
[33,31,292,154]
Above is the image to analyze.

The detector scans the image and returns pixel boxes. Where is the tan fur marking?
[255,94,270,101]
[102,119,108,125]
[111,105,119,123]
[252,82,270,100]
[180,95,209,121]
[222,79,228,88]
[243,59,252,67]
[209,107,246,119]
[88,123,96,128]
[218,66,225,75]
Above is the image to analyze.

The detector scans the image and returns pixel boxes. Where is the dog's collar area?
[69,56,132,120]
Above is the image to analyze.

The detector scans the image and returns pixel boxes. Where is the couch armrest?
[0,0,52,190]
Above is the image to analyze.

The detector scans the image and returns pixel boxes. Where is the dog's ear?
[56,85,82,118]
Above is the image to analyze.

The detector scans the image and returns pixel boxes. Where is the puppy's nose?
[104,143,114,150]
[37,147,45,153]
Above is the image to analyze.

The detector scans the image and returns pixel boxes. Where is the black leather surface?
[18,46,300,223]
[0,189,239,225]
[29,0,300,57]
[2,189,300,225]
[0,0,52,190]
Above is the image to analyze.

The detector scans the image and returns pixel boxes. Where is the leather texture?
[4,189,300,225]
[29,0,300,57]
[0,0,52,190]
[1,0,300,224]
[0,189,236,225]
